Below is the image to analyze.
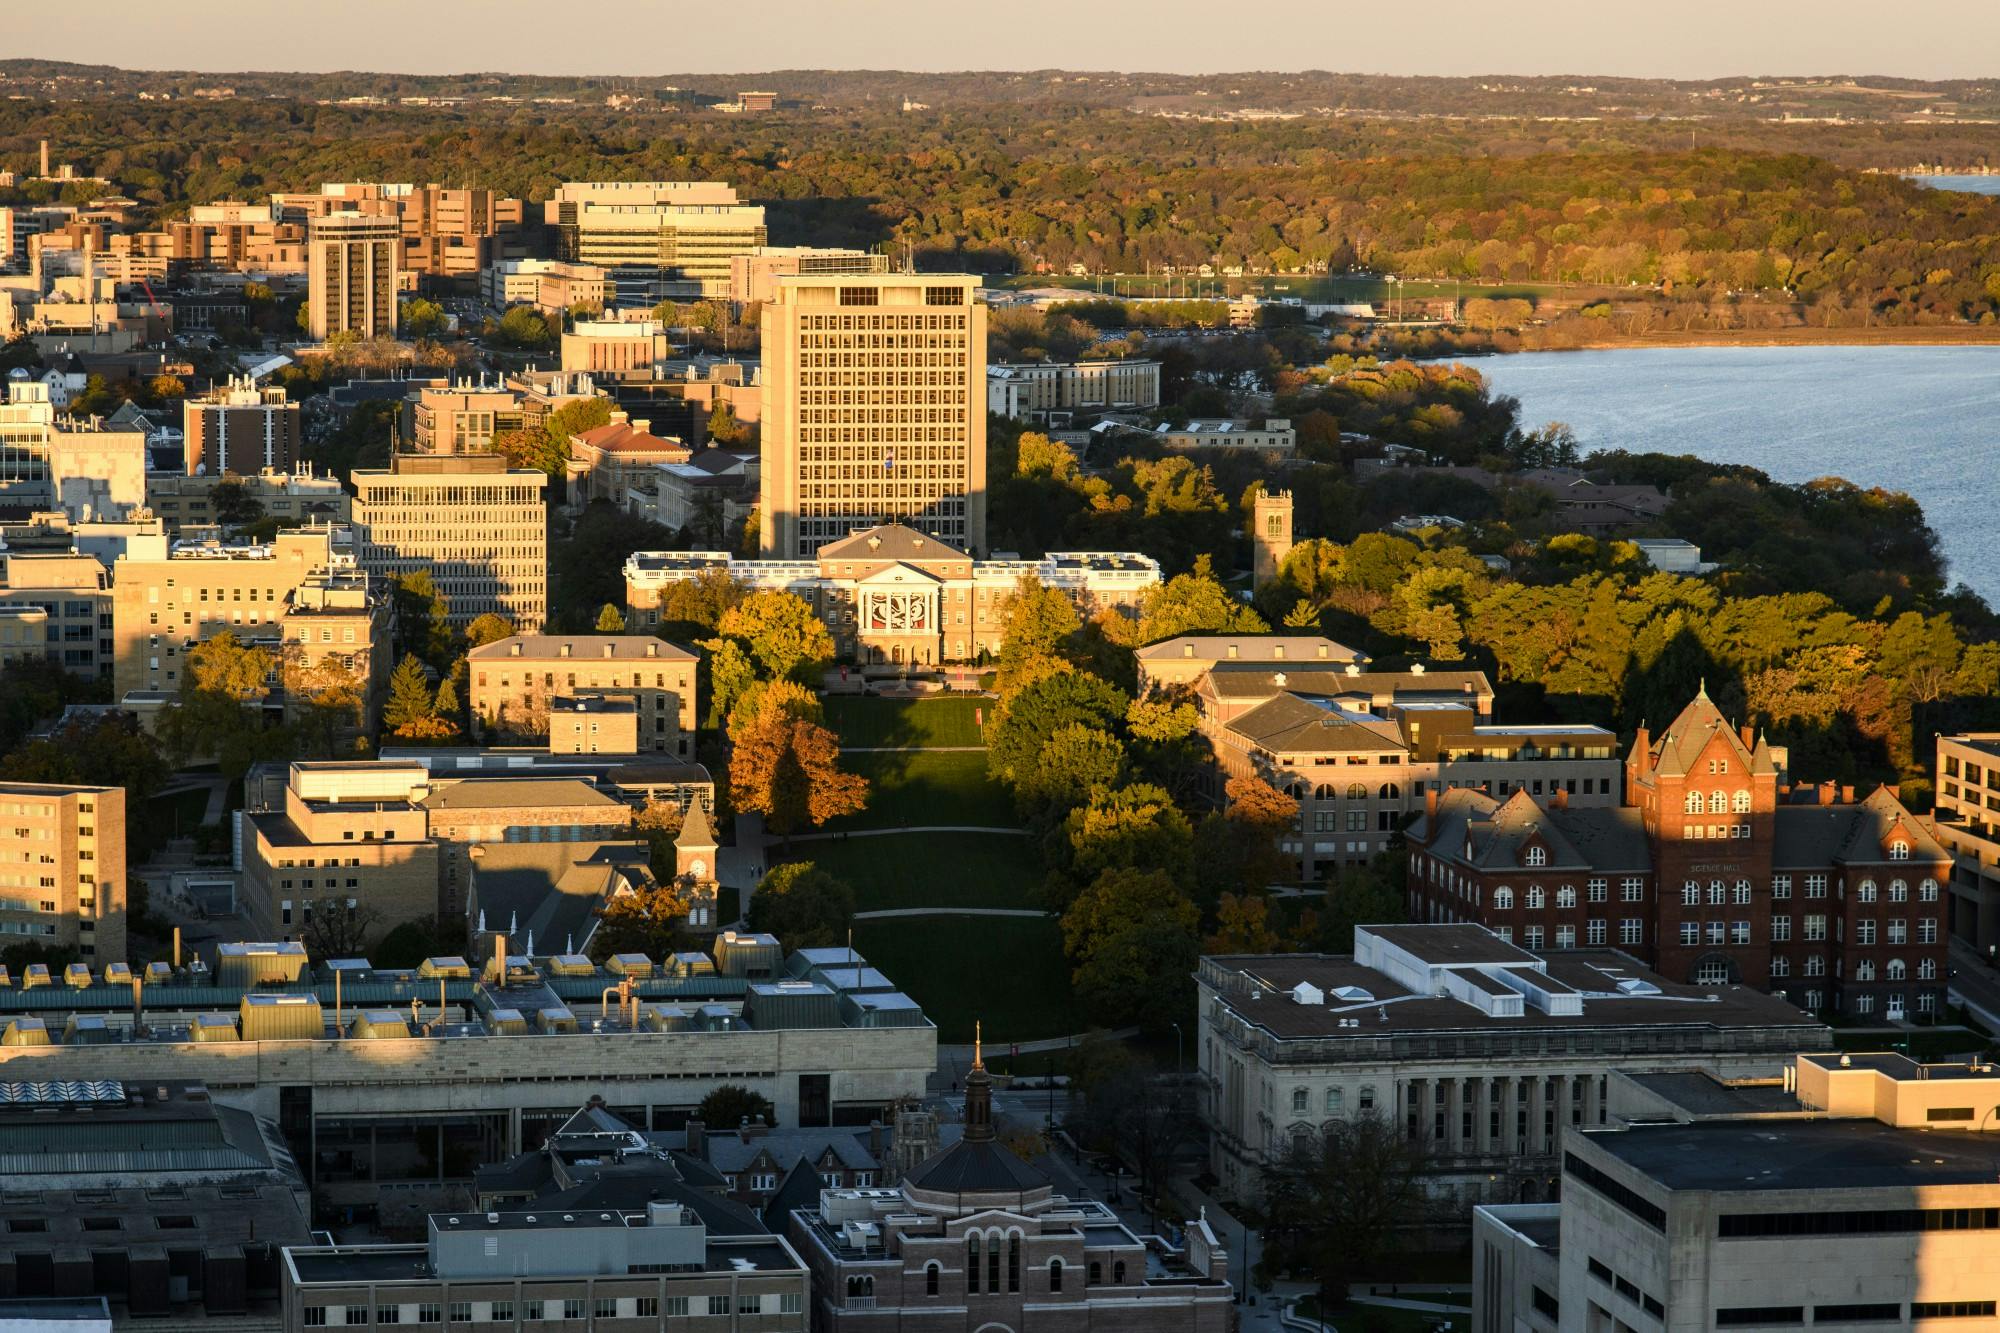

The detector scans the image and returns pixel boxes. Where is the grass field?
[785,832,1042,912]
[828,751,1013,830]
[823,695,990,748]
[854,914,1075,1043]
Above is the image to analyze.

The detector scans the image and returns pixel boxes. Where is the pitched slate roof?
[1415,787,1651,874]
[1771,787,1948,869]
[816,522,967,562]
[1225,693,1406,755]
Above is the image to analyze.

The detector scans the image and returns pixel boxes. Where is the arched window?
[846,1276,874,1298]
[1920,958,1938,980]
[1886,958,1907,981]
[1684,791,1703,814]
[1286,780,1309,801]
[1889,840,1910,861]
[1855,960,1876,982]
[1709,790,1728,813]
[988,1234,1000,1292]
[1857,881,1877,903]
[925,1264,940,1297]
[1525,847,1547,868]
[1007,1234,1020,1293]
[1731,790,1751,813]
[1346,783,1368,800]
[1526,885,1545,909]
[1493,887,1514,910]
[1379,782,1401,800]
[967,1236,980,1293]
[1113,1261,1127,1285]
[1888,880,1908,903]
[1555,885,1576,909]
[1314,783,1336,801]
[1920,878,1940,902]
[1049,1259,1064,1293]
[1088,1261,1102,1287]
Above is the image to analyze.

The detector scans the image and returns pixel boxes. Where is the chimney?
[1632,724,1650,761]
[1740,725,1755,750]
[559,642,571,657]
[1551,787,1569,810]
[1424,788,1439,821]
[684,1118,705,1158]
[868,1118,883,1158]
[1820,780,1837,806]
[1840,784,1855,805]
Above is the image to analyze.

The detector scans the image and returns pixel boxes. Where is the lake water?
[1908,174,2000,195]
[1475,346,2000,600]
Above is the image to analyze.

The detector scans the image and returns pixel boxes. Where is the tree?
[286,655,368,757]
[158,632,286,779]
[494,304,555,350]
[209,480,265,527]
[1260,1116,1431,1308]
[1053,782,1195,908]
[591,877,696,961]
[299,898,382,961]
[649,569,747,641]
[987,670,1129,786]
[1068,1038,1198,1224]
[1320,853,1409,952]
[464,612,516,650]
[725,679,822,742]
[706,399,750,446]
[399,297,447,339]
[729,711,868,839]
[996,575,1083,692]
[698,1084,777,1131]
[746,862,856,949]
[391,571,452,670]
[1206,891,1287,954]
[383,655,437,732]
[633,798,686,878]
[432,674,461,723]
[1060,867,1200,1030]
[1015,722,1126,814]
[0,715,168,804]
[702,638,759,730]
[715,591,835,683]
[594,603,627,633]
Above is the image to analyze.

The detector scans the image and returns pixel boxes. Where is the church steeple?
[964,1020,994,1143]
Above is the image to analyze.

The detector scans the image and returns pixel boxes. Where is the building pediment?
[856,562,945,587]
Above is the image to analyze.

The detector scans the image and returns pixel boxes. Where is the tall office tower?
[183,376,302,475]
[759,273,986,559]
[544,181,766,304]
[307,211,400,340]
[0,782,127,960]
[351,453,548,632]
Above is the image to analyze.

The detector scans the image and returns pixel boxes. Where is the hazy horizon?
[15,0,2000,82]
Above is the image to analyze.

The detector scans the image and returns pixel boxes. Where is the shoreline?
[1498,326,2000,353]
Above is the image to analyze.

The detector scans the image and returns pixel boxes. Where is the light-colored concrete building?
[407,380,524,455]
[728,245,887,304]
[1198,924,1828,1207]
[183,375,301,476]
[986,358,1163,420]
[626,448,758,540]
[1134,633,1368,694]
[559,318,671,377]
[545,182,767,303]
[0,378,146,521]
[480,257,612,315]
[1156,417,1295,452]
[0,781,126,961]
[1933,731,2000,951]
[144,468,349,535]
[468,635,697,757]
[351,453,548,632]
[627,523,1160,668]
[282,1203,808,1333]
[0,549,113,677]
[1474,1051,2000,1333]
[307,211,401,340]
[109,525,349,698]
[758,273,987,559]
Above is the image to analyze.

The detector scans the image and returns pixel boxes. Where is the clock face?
[689,858,707,878]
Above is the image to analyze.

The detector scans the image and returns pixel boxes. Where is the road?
[1949,937,2000,1030]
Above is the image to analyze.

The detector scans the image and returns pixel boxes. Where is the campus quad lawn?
[853,913,1075,1044]
[826,750,1013,830]
[823,695,988,748]
[782,832,1041,912]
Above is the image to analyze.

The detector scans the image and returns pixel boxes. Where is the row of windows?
[304,1293,800,1325]
[1719,1207,2000,1237]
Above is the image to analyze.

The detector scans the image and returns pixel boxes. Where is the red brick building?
[1407,688,1950,1021]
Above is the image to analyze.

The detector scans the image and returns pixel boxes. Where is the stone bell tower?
[1252,488,1294,587]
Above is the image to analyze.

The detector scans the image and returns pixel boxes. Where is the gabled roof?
[1226,693,1405,755]
[1646,686,1765,778]
[816,523,967,562]
[762,1158,825,1233]
[573,419,689,457]
[1414,787,1651,874]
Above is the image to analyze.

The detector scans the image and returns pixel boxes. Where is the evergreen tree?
[383,655,436,732]
[432,674,461,722]
[595,603,627,633]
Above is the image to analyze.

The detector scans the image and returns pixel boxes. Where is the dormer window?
[1889,840,1909,861]
[1524,846,1546,868]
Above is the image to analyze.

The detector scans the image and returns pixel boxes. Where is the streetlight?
[1171,1021,1184,1078]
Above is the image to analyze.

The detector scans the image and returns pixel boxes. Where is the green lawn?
[823,695,989,748]
[828,751,1013,830]
[854,914,1076,1044]
[784,832,1042,912]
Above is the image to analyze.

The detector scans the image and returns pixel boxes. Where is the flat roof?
[1621,1070,1803,1117]
[1583,1119,2000,1193]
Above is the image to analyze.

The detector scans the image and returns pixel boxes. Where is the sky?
[19,0,2000,81]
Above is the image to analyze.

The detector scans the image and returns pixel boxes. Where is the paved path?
[853,907,1051,921]
[785,825,1029,842]
[1350,1294,1472,1314]
[156,774,230,827]
[1949,938,2000,1033]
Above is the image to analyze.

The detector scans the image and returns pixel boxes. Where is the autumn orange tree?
[728,693,867,840]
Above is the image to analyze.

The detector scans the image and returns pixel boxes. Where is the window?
[1587,919,1608,945]
[1707,921,1725,945]
[1920,918,1939,943]
[1806,875,1827,898]
[1682,882,1700,906]
[561,1303,583,1322]
[707,1296,729,1316]
[1587,878,1607,902]
[1620,918,1644,945]
[1556,925,1576,949]
[304,1311,328,1329]
[1493,887,1514,910]
[660,1299,686,1318]
[1525,846,1546,868]
[1113,1261,1127,1284]
[1857,880,1877,903]
[520,1303,542,1323]
[417,1308,441,1327]
[1049,1259,1064,1292]
[1696,958,1731,984]
[1889,880,1908,903]
[1292,1087,1309,1113]
[1803,915,1827,942]
[1733,880,1752,905]
[1708,881,1727,906]
[1325,1087,1343,1114]
[1772,875,1792,899]
[346,1311,368,1327]
[589,1301,613,1321]
[1088,1261,1102,1286]
[1855,994,1875,1015]
[1709,789,1728,813]
[1732,789,1751,812]
[1889,840,1909,860]
[1887,958,1907,981]
[449,1305,471,1324]
[1772,911,1794,942]
[780,1295,802,1315]
[1855,960,1876,982]
[1621,877,1645,902]
[1556,885,1576,909]
[738,1295,758,1315]
[1524,925,1544,950]
[1730,920,1750,944]
[489,1305,513,1324]
[1856,919,1877,946]
[1680,922,1700,946]
[1684,791,1704,814]
[968,1235,980,1293]
[1771,956,1790,978]
[1920,958,1938,980]
[1920,878,1940,902]
[925,1263,940,1296]
[1805,955,1826,977]
[1358,1085,1375,1112]
[1527,886,1546,909]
